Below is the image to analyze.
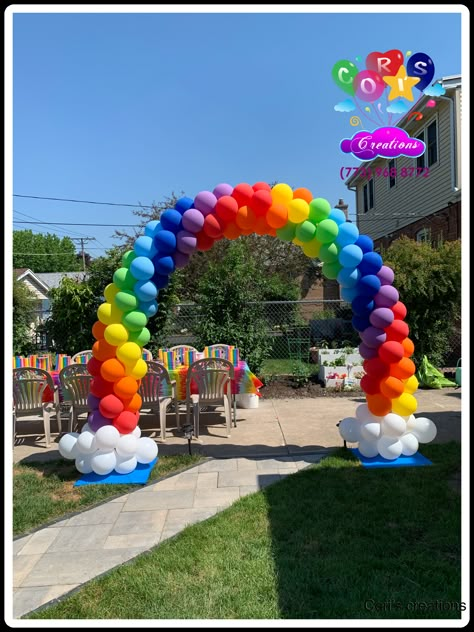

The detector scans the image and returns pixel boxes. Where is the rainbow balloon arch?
[58,181,437,475]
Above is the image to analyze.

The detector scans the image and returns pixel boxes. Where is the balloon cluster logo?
[58,181,437,474]
[333,49,445,157]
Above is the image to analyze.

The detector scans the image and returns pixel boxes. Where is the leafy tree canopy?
[13,230,81,273]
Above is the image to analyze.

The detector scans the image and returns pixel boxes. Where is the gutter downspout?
[437,93,458,192]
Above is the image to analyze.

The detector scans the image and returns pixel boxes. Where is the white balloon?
[58,432,80,460]
[95,425,120,450]
[338,417,362,443]
[360,421,382,441]
[355,404,380,423]
[377,436,403,460]
[75,453,93,474]
[116,434,138,457]
[132,426,141,439]
[358,438,379,458]
[408,417,437,443]
[381,413,407,438]
[81,422,91,434]
[115,453,137,474]
[400,432,419,456]
[91,449,117,476]
[403,414,416,426]
[136,437,158,464]
[76,430,97,455]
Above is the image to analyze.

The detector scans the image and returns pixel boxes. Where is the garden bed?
[259,375,362,399]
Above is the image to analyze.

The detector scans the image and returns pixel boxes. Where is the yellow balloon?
[403,375,419,395]
[97,301,123,325]
[104,323,129,346]
[104,283,120,303]
[302,238,321,258]
[125,358,148,379]
[391,393,418,417]
[292,237,305,247]
[288,199,309,223]
[116,341,142,364]
[271,183,293,204]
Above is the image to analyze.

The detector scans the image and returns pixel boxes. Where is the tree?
[383,236,461,366]
[13,230,81,272]
[13,278,37,355]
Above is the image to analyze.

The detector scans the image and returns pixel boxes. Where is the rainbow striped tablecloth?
[164,361,263,401]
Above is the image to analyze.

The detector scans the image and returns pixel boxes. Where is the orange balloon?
[266,203,288,228]
[92,320,107,341]
[402,337,415,357]
[236,205,256,231]
[223,221,241,240]
[360,374,382,395]
[113,376,140,399]
[380,375,405,399]
[390,357,416,380]
[100,357,126,382]
[254,215,270,235]
[92,338,117,362]
[293,187,313,203]
[124,392,142,412]
[267,226,277,237]
[366,393,392,417]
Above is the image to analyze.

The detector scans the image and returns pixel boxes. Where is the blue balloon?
[130,256,155,281]
[175,196,194,215]
[355,235,373,253]
[407,52,435,92]
[352,314,371,332]
[355,274,381,297]
[154,255,175,276]
[154,230,177,255]
[352,295,375,317]
[144,220,161,238]
[151,273,169,290]
[337,266,360,288]
[134,235,157,259]
[161,209,183,233]
[335,222,359,248]
[339,244,363,268]
[138,299,159,318]
[134,280,158,302]
[358,252,383,276]
[328,208,347,225]
[340,286,359,302]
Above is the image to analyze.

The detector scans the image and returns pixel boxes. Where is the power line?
[13,194,153,209]
[14,220,138,227]
[13,211,92,238]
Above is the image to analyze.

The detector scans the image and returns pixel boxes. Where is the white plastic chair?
[13,368,62,447]
[204,345,237,426]
[139,361,180,442]
[185,358,234,439]
[71,350,93,364]
[59,364,92,432]
[169,345,198,366]
[142,348,153,360]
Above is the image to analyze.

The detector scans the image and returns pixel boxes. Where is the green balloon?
[113,267,136,291]
[309,198,331,223]
[295,220,316,243]
[322,260,342,280]
[115,290,138,312]
[331,59,358,96]
[276,222,297,242]
[122,250,136,268]
[316,219,339,244]
[319,243,339,263]
[122,310,148,332]
[129,327,151,346]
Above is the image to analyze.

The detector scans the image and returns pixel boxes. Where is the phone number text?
[341,166,430,180]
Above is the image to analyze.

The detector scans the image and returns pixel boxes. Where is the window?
[388,159,396,188]
[427,120,438,166]
[363,179,374,213]
[416,132,425,170]
[416,227,431,243]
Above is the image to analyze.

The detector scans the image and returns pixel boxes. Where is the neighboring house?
[345,75,461,250]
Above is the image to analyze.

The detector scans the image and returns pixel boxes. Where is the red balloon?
[402,337,415,358]
[231,183,254,207]
[390,357,416,380]
[215,195,238,223]
[363,357,390,378]
[90,375,114,398]
[195,231,215,251]
[380,375,405,399]
[249,190,272,217]
[392,301,407,320]
[252,181,271,192]
[113,410,138,434]
[366,393,392,417]
[360,374,382,395]
[385,320,409,342]
[99,394,124,419]
[87,356,102,377]
[366,49,404,77]
[379,340,404,364]
[203,214,224,239]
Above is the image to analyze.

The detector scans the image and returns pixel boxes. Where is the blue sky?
[11,8,463,258]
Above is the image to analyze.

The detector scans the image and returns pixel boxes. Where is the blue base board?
[350,449,432,469]
[74,458,158,487]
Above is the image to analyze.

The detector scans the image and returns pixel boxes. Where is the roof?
[35,271,88,289]
[13,268,50,293]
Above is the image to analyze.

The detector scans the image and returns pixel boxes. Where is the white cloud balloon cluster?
[338,403,437,460]
[58,423,158,476]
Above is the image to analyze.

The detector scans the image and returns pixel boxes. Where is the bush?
[13,278,37,355]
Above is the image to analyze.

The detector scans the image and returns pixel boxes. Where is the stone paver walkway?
[12,451,329,619]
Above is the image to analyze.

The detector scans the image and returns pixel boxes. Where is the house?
[344,75,461,250]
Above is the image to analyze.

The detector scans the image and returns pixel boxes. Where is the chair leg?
[233,395,237,428]
[159,402,167,442]
[193,401,200,439]
[13,410,16,447]
[223,396,231,438]
[56,405,62,435]
[175,397,181,430]
[43,408,51,447]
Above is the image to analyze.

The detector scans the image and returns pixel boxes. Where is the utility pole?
[71,237,95,271]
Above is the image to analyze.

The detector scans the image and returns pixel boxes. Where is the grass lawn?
[27,442,461,620]
[261,358,319,377]
[13,454,204,537]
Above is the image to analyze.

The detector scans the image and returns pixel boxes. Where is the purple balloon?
[377,265,395,286]
[374,284,399,308]
[360,326,387,348]
[173,251,190,268]
[359,342,379,359]
[182,208,205,233]
[87,393,101,410]
[213,183,233,199]
[88,410,112,432]
[176,230,197,255]
[369,307,395,329]
[193,191,217,216]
